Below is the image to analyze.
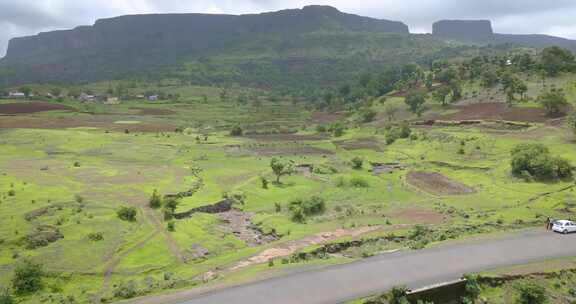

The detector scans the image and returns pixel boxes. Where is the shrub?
[163,199,179,220]
[230,125,243,136]
[349,177,369,188]
[511,143,572,180]
[149,190,162,209]
[73,161,81,167]
[7,190,15,197]
[87,232,104,242]
[388,286,410,304]
[114,281,139,299]
[0,287,13,304]
[117,206,137,222]
[260,177,269,189]
[289,196,326,222]
[12,259,43,295]
[360,109,377,123]
[350,157,364,170]
[167,221,175,232]
[515,282,547,304]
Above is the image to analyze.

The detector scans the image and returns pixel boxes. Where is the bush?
[388,286,410,304]
[511,143,572,180]
[230,125,243,136]
[167,221,175,232]
[117,206,137,222]
[163,199,179,220]
[515,282,547,304]
[349,177,369,188]
[114,281,139,299]
[289,196,326,222]
[12,259,43,295]
[350,157,364,170]
[149,190,162,209]
[0,287,13,304]
[87,232,104,242]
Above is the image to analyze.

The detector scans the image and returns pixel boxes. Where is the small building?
[147,95,159,102]
[104,97,120,105]
[8,92,25,98]
[79,93,97,103]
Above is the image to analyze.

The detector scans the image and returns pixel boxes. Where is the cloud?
[1,0,576,57]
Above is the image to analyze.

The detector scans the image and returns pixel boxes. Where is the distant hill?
[432,20,576,50]
[0,5,420,87]
[2,6,576,88]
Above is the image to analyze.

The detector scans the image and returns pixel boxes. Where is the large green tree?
[12,260,43,295]
[404,91,426,116]
[541,46,575,76]
[270,158,294,184]
[538,89,568,116]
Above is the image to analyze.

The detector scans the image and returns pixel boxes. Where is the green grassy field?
[1,75,576,303]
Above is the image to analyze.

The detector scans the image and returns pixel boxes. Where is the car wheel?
[564,230,569,235]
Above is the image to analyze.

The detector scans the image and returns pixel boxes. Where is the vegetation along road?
[148,230,576,304]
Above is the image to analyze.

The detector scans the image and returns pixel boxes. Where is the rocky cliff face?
[3,5,408,63]
[432,20,494,41]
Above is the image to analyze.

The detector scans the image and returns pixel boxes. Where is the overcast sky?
[2,0,576,57]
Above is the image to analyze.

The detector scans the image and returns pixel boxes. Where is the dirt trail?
[229,226,382,271]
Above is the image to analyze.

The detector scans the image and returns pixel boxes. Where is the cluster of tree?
[511,143,572,181]
[537,89,568,116]
[316,123,346,137]
[289,196,326,223]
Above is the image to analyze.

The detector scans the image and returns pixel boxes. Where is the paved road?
[139,230,576,304]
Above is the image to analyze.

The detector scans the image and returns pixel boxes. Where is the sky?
[2,0,576,56]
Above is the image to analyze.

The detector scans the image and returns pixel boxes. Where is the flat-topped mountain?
[432,19,576,50]
[3,5,408,61]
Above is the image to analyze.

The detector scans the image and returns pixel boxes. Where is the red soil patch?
[407,171,475,195]
[389,208,446,224]
[131,107,176,116]
[0,102,76,114]
[245,133,327,142]
[310,112,346,123]
[0,116,176,132]
[442,103,561,123]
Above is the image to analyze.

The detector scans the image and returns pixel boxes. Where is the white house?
[8,92,26,98]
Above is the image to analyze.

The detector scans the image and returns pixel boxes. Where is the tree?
[541,46,575,76]
[480,68,499,88]
[384,104,399,122]
[117,206,137,222]
[432,86,451,106]
[511,143,572,181]
[149,190,162,209]
[49,87,62,98]
[19,86,32,99]
[538,89,568,116]
[230,125,243,136]
[12,259,43,295]
[405,91,426,116]
[515,282,547,304]
[568,112,576,136]
[163,199,179,220]
[270,158,293,184]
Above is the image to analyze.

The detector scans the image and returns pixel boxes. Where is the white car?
[552,220,576,234]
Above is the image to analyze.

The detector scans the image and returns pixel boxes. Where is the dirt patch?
[441,103,561,123]
[334,137,382,152]
[25,225,64,249]
[372,163,407,174]
[407,171,475,195]
[0,116,176,132]
[389,208,446,224]
[217,211,278,247]
[245,144,333,156]
[229,226,381,271]
[310,112,346,123]
[245,133,327,142]
[131,107,176,116]
[0,102,76,114]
